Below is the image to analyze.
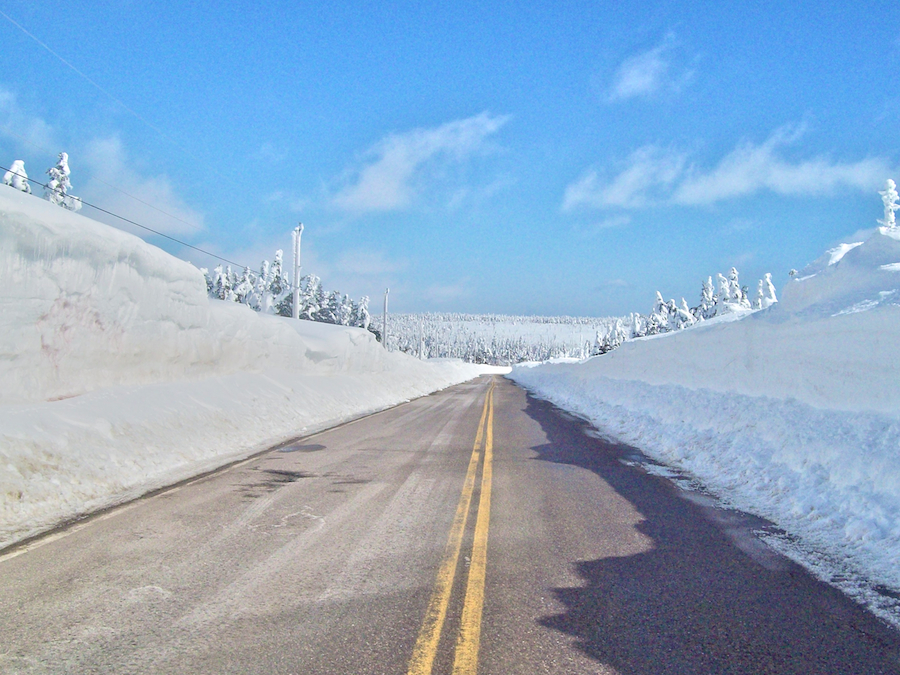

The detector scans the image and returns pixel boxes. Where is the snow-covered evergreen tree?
[647,292,670,334]
[212,265,237,302]
[318,290,342,324]
[728,267,742,303]
[353,296,371,330]
[675,298,695,329]
[760,272,777,308]
[44,152,82,211]
[698,276,716,319]
[256,259,273,313]
[337,294,354,326]
[879,178,899,229]
[299,275,322,320]
[4,160,31,193]
[233,267,255,305]
[716,273,730,307]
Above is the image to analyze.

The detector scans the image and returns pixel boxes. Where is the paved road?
[2,376,899,674]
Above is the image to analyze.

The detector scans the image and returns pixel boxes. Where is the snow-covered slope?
[510,227,900,624]
[0,187,487,548]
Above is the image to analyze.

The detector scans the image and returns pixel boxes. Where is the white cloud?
[255,141,286,163]
[673,127,893,205]
[79,136,205,237]
[0,87,57,154]
[564,126,896,211]
[607,34,692,103]
[332,112,510,213]
[563,146,686,210]
[422,279,472,304]
[334,249,406,276]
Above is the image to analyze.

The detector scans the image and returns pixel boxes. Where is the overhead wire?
[0,9,307,291]
[0,125,205,234]
[0,8,233,186]
[1,165,250,271]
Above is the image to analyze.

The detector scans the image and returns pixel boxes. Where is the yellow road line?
[452,381,495,674]
[406,379,493,675]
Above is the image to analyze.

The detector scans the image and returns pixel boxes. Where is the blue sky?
[1,1,898,315]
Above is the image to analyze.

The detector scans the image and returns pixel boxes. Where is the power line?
[0,125,205,234]
[0,8,229,185]
[1,165,249,270]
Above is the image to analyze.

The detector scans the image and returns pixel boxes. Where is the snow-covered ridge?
[0,187,487,548]
[510,225,900,623]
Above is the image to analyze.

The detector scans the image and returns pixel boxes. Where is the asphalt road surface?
[2,375,899,674]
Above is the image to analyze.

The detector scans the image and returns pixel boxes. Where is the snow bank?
[510,227,900,620]
[0,187,485,548]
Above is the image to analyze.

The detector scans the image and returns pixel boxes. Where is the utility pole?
[291,223,304,320]
[382,288,390,350]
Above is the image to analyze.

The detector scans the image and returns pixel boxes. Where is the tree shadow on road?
[520,392,900,675]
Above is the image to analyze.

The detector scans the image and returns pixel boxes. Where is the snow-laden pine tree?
[256,259,273,313]
[337,294,354,326]
[760,272,777,308]
[318,290,341,324]
[647,291,670,334]
[44,152,82,211]
[675,299,695,329]
[233,267,255,305]
[879,179,899,229]
[212,265,237,301]
[299,275,322,320]
[353,296,371,330]
[728,268,742,303]
[698,276,716,319]
[268,250,292,315]
[4,160,31,193]
[716,273,730,308]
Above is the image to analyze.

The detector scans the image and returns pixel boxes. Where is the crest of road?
[2,376,899,674]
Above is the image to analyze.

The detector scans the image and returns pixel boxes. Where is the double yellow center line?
[407,378,496,675]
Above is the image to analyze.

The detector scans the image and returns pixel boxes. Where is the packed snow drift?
[510,225,900,623]
[0,187,487,549]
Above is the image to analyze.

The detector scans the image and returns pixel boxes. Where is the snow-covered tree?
[212,265,237,301]
[44,152,82,211]
[299,274,322,320]
[337,294,354,326]
[233,267,255,305]
[675,298,695,329]
[878,178,899,229]
[4,160,31,193]
[759,273,777,308]
[728,267,742,304]
[647,291,670,334]
[353,296,371,330]
[318,290,342,324]
[697,276,716,319]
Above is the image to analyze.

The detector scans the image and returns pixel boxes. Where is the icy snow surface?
[510,226,900,626]
[0,187,488,548]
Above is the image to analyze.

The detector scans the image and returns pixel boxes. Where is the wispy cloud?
[564,126,896,210]
[334,249,406,276]
[422,279,472,304]
[255,141,286,163]
[331,112,510,213]
[0,87,57,156]
[607,33,693,103]
[673,127,892,205]
[563,146,686,210]
[80,135,204,237]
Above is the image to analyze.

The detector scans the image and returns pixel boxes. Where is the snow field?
[0,187,487,548]
[510,227,900,622]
